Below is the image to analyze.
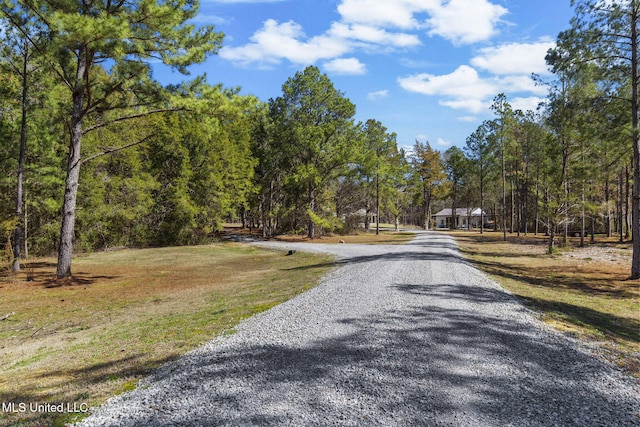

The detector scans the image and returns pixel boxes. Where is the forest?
[1,0,640,278]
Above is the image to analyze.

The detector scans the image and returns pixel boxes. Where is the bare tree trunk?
[23,190,28,260]
[307,184,316,239]
[580,191,585,248]
[606,178,612,238]
[510,177,515,234]
[423,186,429,230]
[631,4,640,278]
[502,140,507,241]
[480,172,484,234]
[625,163,631,239]
[56,124,82,278]
[375,176,380,235]
[535,180,539,236]
[619,168,624,243]
[56,56,87,279]
[12,44,28,273]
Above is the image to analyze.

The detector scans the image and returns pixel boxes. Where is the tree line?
[1,0,640,278]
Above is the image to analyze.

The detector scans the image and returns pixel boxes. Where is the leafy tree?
[443,146,469,230]
[490,94,516,240]
[557,0,640,276]
[359,119,399,234]
[410,140,445,229]
[465,121,496,234]
[3,0,224,277]
[269,66,356,238]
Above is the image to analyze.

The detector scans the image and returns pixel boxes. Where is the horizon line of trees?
[2,0,640,278]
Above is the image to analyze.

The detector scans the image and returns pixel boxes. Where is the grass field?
[5,228,635,425]
[0,244,334,427]
[448,231,640,378]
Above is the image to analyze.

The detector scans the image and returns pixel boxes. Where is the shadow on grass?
[0,352,176,427]
[469,257,639,299]
[41,273,120,288]
[518,295,640,343]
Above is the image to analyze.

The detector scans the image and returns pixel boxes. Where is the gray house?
[433,208,486,229]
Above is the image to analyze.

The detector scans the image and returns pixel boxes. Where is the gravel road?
[77,231,639,426]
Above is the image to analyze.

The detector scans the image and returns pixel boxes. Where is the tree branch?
[80,132,157,165]
[82,108,185,134]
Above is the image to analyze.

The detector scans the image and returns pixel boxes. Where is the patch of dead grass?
[220,224,417,246]
[0,244,334,426]
[448,230,640,378]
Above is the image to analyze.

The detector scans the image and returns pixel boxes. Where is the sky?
[155,0,575,153]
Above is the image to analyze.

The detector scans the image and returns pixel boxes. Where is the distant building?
[433,208,486,229]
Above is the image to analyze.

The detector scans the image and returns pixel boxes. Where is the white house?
[433,208,486,229]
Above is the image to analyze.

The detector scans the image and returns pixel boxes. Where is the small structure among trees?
[433,208,487,230]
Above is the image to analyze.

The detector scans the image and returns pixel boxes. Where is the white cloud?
[328,22,420,47]
[398,65,495,98]
[338,0,506,45]
[440,98,488,114]
[220,0,509,68]
[510,96,545,112]
[398,59,550,114]
[367,90,390,100]
[190,14,230,25]
[424,0,508,45]
[498,75,547,96]
[436,137,451,146]
[324,57,367,75]
[471,39,555,75]
[220,19,351,65]
[337,0,424,29]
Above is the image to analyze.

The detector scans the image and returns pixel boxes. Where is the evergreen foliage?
[0,0,639,279]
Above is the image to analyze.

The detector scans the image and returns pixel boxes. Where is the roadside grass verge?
[0,244,334,427]
[448,231,640,378]
[221,223,417,245]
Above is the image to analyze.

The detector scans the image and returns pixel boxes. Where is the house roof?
[433,208,485,217]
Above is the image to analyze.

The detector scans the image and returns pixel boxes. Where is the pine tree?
[3,0,224,277]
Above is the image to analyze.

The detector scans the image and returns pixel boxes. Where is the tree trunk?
[423,186,429,230]
[480,172,484,234]
[12,45,28,273]
[548,227,556,255]
[619,168,624,244]
[502,138,507,241]
[56,56,87,279]
[510,178,515,234]
[606,178,612,238]
[580,194,585,248]
[56,124,82,278]
[632,3,640,278]
[451,185,457,230]
[375,176,380,235]
[625,163,631,239]
[307,184,316,239]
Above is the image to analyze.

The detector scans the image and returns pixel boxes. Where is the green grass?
[0,243,334,427]
[450,231,640,377]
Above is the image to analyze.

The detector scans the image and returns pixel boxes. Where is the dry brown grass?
[0,244,334,427]
[447,230,640,377]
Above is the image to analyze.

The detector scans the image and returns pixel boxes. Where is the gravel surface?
[77,231,639,426]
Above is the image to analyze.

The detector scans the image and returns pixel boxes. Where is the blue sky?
[157,0,575,152]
